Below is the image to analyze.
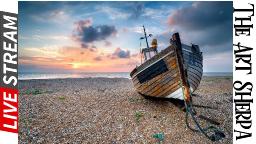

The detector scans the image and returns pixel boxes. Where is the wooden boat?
[129,27,227,141]
[130,26,203,101]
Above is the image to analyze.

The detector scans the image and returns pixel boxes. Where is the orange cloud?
[19,46,141,72]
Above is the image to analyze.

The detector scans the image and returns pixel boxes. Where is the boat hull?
[130,44,203,100]
[182,44,203,92]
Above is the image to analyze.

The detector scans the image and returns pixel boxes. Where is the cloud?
[73,19,117,48]
[75,18,93,30]
[111,48,130,59]
[126,61,140,67]
[98,6,130,20]
[158,1,233,72]
[93,56,102,61]
[168,1,232,30]
[81,43,89,48]
[166,1,232,55]
[19,1,232,72]
[21,35,70,41]
[104,41,112,47]
[142,7,169,20]
[19,45,140,72]
[94,2,146,20]
[130,2,145,19]
[31,9,70,24]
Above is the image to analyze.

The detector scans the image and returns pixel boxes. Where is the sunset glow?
[19,1,232,73]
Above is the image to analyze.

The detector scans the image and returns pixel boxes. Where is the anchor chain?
[181,85,225,141]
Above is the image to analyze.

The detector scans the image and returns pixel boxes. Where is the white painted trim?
[165,88,184,100]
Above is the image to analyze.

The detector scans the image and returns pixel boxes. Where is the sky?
[18,1,233,73]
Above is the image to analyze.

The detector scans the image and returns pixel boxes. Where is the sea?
[18,72,232,80]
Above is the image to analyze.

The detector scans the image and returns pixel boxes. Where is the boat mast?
[143,25,150,49]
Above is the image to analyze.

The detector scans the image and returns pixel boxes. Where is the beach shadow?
[197,115,220,125]
[142,94,220,125]
[142,94,217,110]
[142,95,185,110]
[191,93,201,97]
[192,104,217,110]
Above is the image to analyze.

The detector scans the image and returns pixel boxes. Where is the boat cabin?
[142,39,158,60]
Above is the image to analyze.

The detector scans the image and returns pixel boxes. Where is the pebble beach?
[18,76,232,144]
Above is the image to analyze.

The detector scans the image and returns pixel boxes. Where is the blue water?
[203,72,232,77]
[18,72,131,80]
[18,72,232,80]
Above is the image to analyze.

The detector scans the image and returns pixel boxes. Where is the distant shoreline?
[18,75,232,81]
[18,77,130,81]
[18,72,232,80]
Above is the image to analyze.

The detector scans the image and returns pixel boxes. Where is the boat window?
[150,51,156,57]
[146,52,150,59]
[142,48,157,61]
[144,51,155,60]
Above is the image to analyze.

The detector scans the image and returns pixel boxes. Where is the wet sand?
[18,76,232,143]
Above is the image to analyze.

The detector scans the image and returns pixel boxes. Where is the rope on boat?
[181,85,225,141]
